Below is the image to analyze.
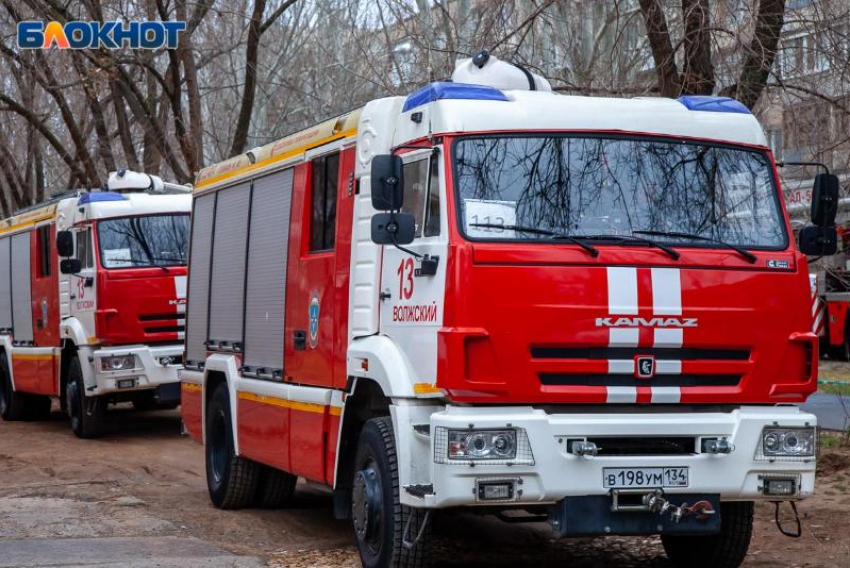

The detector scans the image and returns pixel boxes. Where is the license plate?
[603,467,689,488]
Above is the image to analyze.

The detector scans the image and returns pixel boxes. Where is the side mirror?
[60,258,82,275]
[56,230,74,258]
[371,155,404,210]
[799,225,837,256]
[811,172,839,226]
[371,212,415,245]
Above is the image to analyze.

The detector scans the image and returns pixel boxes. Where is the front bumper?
[89,344,182,396]
[422,405,816,509]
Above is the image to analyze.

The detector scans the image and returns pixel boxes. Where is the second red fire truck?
[181,53,831,567]
[0,170,191,438]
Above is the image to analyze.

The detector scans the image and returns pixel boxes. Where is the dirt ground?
[0,405,848,568]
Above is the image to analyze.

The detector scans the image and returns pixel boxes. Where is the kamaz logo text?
[595,317,698,328]
[17,21,186,50]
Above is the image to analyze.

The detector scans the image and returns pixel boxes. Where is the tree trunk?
[230,0,267,156]
[722,0,787,109]
[680,0,715,95]
[638,0,682,98]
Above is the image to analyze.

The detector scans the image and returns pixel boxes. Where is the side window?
[401,159,428,238]
[309,152,340,252]
[76,228,93,269]
[424,153,441,237]
[36,225,51,277]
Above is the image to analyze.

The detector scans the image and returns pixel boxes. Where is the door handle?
[293,330,307,351]
[36,319,44,329]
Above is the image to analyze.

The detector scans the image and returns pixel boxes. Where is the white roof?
[402,91,768,148]
[77,193,192,221]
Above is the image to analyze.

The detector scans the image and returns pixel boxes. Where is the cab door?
[29,223,59,394]
[378,149,448,387]
[66,226,97,342]
[31,224,59,347]
[285,147,356,389]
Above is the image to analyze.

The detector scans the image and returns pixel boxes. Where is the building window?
[309,152,340,252]
[37,225,50,277]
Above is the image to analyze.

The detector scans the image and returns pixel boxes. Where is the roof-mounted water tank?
[106,170,191,194]
[452,50,552,92]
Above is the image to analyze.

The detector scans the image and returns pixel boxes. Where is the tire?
[65,355,104,438]
[662,501,754,568]
[352,417,431,568]
[0,351,29,421]
[255,465,298,509]
[205,382,259,509]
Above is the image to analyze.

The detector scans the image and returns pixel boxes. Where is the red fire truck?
[181,53,832,567]
[0,170,191,438]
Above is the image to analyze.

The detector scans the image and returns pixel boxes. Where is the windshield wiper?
[580,234,680,260]
[469,223,599,257]
[106,258,171,272]
[634,230,757,264]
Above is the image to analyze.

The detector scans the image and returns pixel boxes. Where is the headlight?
[760,427,815,458]
[447,430,517,460]
[100,355,136,372]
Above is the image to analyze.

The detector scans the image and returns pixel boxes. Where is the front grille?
[139,313,182,322]
[532,347,750,361]
[540,373,742,387]
[139,312,184,335]
[145,325,185,334]
[587,436,697,456]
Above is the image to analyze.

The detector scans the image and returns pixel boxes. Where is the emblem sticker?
[635,356,656,379]
[308,292,320,349]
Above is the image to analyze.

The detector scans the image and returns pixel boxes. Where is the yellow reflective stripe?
[236,390,340,416]
[196,128,357,191]
[12,354,55,362]
[181,383,202,393]
[238,391,289,409]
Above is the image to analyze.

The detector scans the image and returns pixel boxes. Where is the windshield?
[97,214,189,269]
[453,135,786,249]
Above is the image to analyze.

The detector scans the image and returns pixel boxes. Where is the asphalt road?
[801,392,850,431]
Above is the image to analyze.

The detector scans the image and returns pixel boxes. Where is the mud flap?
[549,493,721,537]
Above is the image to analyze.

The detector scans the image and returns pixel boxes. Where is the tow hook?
[643,492,716,523]
[773,501,802,538]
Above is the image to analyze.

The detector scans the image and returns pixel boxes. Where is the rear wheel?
[662,501,753,568]
[352,417,430,568]
[66,355,104,438]
[0,351,29,421]
[255,465,298,509]
[205,382,259,509]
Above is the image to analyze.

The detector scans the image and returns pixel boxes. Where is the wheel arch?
[202,354,242,455]
[0,335,14,390]
[333,377,391,518]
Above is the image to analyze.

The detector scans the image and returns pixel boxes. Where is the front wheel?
[205,382,259,509]
[66,356,104,438]
[662,501,753,568]
[351,417,430,568]
[0,351,29,421]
